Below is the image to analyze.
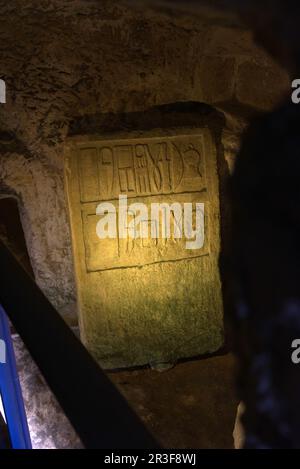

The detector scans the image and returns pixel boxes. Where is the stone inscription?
[76,135,210,271]
[77,135,206,202]
[64,129,223,369]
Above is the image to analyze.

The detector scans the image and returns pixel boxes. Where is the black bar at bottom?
[0,449,287,465]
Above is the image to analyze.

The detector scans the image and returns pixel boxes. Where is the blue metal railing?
[0,304,31,449]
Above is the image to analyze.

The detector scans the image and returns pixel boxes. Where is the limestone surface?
[65,127,223,368]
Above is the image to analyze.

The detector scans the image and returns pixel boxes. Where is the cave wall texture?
[0,0,290,317]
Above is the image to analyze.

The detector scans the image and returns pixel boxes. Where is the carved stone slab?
[65,128,223,368]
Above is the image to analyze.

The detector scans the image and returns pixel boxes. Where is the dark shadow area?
[0,410,10,449]
[0,197,33,277]
[109,353,238,448]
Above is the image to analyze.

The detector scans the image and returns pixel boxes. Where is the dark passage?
[0,197,33,277]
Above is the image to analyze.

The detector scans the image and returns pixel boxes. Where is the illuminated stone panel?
[65,129,223,368]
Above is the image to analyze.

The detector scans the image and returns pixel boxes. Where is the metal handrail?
[0,241,157,449]
[0,306,31,449]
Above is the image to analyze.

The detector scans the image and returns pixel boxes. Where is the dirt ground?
[109,353,238,449]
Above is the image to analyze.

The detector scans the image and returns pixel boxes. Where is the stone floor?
[110,354,238,449]
[12,334,238,449]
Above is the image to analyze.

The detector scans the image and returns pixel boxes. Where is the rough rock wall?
[0,0,290,315]
[0,143,74,309]
[13,333,82,449]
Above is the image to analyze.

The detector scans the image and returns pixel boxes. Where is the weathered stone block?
[196,56,236,105]
[205,27,263,58]
[64,128,223,369]
[236,60,290,111]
